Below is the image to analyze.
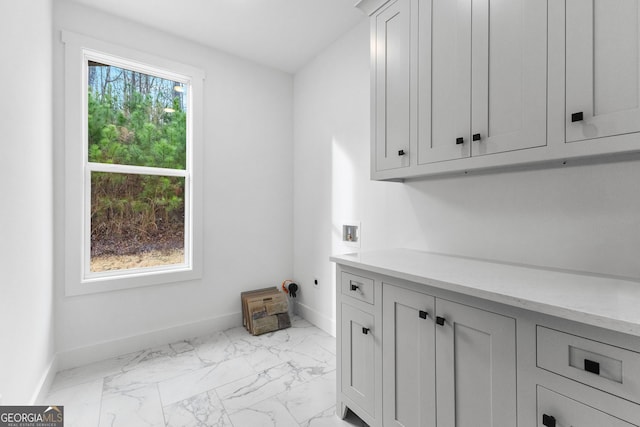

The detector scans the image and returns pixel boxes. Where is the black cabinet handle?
[350,283,359,291]
[419,310,428,319]
[456,137,464,145]
[436,316,445,326]
[398,149,406,156]
[542,414,556,427]
[584,359,600,375]
[362,327,370,335]
[472,133,481,141]
[571,111,584,122]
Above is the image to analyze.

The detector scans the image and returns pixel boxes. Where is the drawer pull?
[436,316,446,326]
[456,137,464,145]
[398,149,406,156]
[542,414,556,427]
[362,327,370,335]
[350,282,360,291]
[419,310,429,319]
[472,133,481,141]
[571,111,584,122]
[584,359,600,375]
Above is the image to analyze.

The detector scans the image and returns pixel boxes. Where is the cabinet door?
[537,386,637,427]
[435,299,517,427]
[419,0,547,163]
[471,0,547,156]
[341,303,376,418]
[566,0,640,143]
[382,285,436,427]
[418,0,471,164]
[374,0,413,171]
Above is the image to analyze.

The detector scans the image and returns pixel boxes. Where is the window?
[86,60,189,275]
[63,32,204,295]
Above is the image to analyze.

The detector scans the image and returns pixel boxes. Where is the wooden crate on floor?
[241,287,290,335]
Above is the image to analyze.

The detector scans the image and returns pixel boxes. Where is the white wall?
[293,21,640,335]
[53,1,293,366]
[0,0,55,404]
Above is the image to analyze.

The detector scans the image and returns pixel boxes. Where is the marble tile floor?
[45,316,368,427]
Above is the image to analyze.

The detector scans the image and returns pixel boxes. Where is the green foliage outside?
[88,63,187,259]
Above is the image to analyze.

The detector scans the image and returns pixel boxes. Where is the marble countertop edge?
[330,249,640,338]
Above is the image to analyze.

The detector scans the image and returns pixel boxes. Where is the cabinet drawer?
[537,386,636,427]
[537,326,640,404]
[341,272,375,305]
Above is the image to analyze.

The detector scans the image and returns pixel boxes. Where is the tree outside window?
[86,60,190,274]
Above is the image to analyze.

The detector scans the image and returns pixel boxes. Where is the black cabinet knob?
[584,359,600,375]
[350,283,359,291]
[436,316,445,326]
[542,414,556,427]
[419,310,428,319]
[362,327,370,335]
[571,111,584,122]
[472,133,481,141]
[456,137,464,145]
[398,149,406,156]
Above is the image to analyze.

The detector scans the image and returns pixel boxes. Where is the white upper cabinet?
[418,0,471,163]
[361,0,640,180]
[566,0,640,143]
[470,0,547,156]
[373,0,414,172]
[419,0,547,164]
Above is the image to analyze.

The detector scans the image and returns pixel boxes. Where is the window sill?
[65,264,202,296]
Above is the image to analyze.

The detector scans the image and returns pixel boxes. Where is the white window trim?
[62,30,204,296]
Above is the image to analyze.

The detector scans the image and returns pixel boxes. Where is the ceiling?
[71,0,366,73]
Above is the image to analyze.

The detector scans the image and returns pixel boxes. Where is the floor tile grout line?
[212,388,236,427]
[157,359,280,410]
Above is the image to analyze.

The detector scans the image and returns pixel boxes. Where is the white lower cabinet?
[337,266,382,426]
[533,323,640,427]
[341,303,376,417]
[382,284,517,427]
[537,386,637,427]
[382,285,436,427]
[536,326,640,405]
[336,263,640,427]
[435,298,517,427]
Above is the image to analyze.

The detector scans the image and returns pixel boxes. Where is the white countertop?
[331,249,640,337]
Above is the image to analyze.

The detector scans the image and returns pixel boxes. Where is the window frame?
[62,31,204,296]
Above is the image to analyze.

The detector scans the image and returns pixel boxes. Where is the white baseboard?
[31,355,58,405]
[57,312,242,371]
[36,308,330,401]
[294,302,336,337]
